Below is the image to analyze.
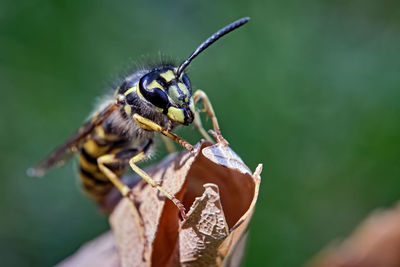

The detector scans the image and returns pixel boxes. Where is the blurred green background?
[1,0,400,266]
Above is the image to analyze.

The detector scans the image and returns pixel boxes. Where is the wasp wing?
[28,103,119,177]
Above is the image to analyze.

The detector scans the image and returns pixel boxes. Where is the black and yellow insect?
[28,17,249,218]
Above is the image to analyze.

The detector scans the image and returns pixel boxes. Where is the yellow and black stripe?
[78,126,128,204]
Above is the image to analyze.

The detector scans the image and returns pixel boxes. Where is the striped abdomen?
[78,124,129,205]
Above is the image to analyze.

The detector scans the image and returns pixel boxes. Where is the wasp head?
[138,66,194,125]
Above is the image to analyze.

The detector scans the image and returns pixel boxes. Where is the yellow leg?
[133,113,194,151]
[193,90,229,145]
[97,154,131,197]
[97,154,147,255]
[129,152,187,219]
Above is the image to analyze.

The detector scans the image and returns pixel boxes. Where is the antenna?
[177,17,250,77]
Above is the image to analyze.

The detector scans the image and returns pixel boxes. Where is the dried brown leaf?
[56,232,119,267]
[111,141,262,267]
[309,203,400,267]
[59,141,262,267]
[179,183,229,266]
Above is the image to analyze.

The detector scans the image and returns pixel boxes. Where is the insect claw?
[171,196,187,220]
[179,206,188,220]
[208,129,229,146]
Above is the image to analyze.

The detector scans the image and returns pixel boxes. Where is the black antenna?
[177,17,250,77]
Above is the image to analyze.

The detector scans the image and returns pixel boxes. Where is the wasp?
[28,17,249,218]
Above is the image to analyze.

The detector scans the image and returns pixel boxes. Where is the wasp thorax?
[138,66,194,125]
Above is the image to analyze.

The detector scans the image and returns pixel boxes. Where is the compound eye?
[181,74,191,92]
[148,87,170,109]
[140,71,159,89]
[139,74,170,109]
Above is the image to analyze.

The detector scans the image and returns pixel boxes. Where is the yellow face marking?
[178,82,190,100]
[160,70,176,82]
[147,80,163,90]
[169,85,180,103]
[124,86,136,96]
[168,82,190,105]
[167,106,185,123]
[136,85,144,99]
[178,82,186,90]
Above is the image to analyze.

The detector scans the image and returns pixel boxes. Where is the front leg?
[193,108,214,143]
[97,152,148,255]
[128,151,187,219]
[193,90,229,146]
[132,113,194,151]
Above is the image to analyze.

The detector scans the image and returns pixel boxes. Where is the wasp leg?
[161,135,176,153]
[129,151,187,219]
[193,109,214,143]
[193,90,229,145]
[133,113,194,151]
[97,154,147,258]
[97,154,131,197]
